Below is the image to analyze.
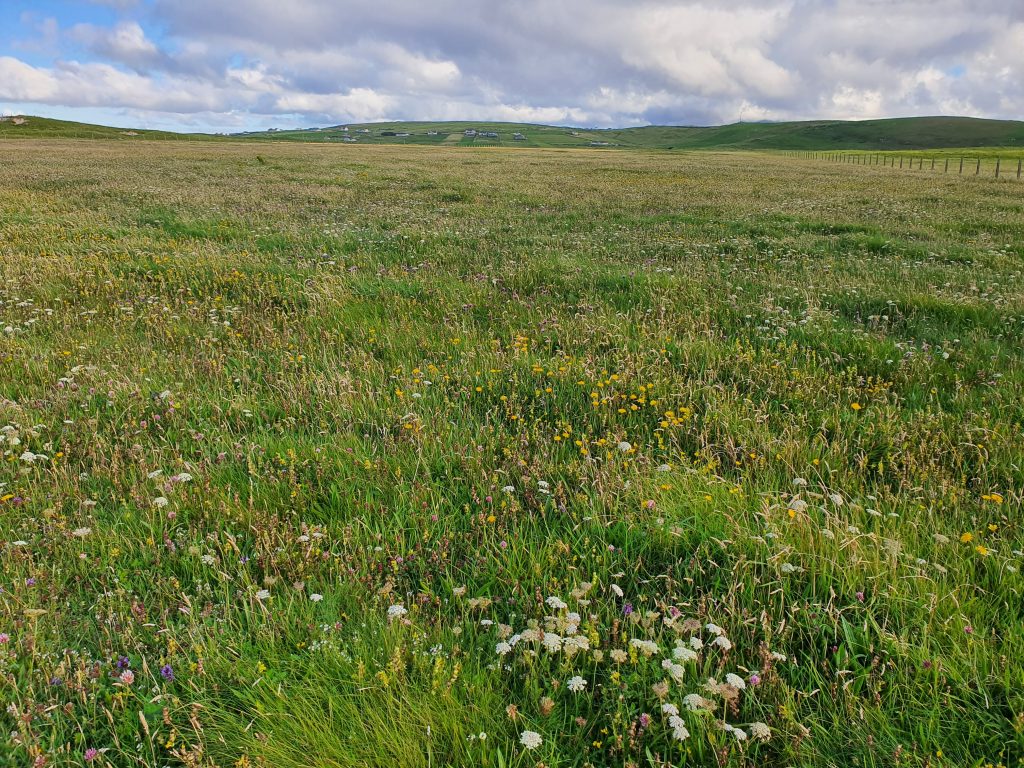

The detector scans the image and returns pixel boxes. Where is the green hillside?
[242,116,1024,150]
[5,114,1024,151]
[0,115,215,141]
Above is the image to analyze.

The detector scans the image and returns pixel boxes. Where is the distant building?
[513,133,526,141]
[589,141,611,147]
[480,131,499,138]
[396,132,411,137]
[464,129,477,136]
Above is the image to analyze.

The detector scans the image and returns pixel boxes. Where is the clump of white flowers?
[519,730,542,750]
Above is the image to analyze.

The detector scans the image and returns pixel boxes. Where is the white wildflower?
[629,638,660,657]
[673,645,698,662]
[567,675,587,692]
[750,722,771,741]
[683,693,709,711]
[725,673,746,689]
[662,660,685,682]
[519,730,542,750]
[668,715,690,741]
[542,632,563,653]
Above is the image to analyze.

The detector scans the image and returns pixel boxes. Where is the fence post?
[976,158,980,176]
[931,158,935,170]
[959,158,964,175]
[945,158,949,173]
[996,158,1000,178]
[1018,159,1022,180]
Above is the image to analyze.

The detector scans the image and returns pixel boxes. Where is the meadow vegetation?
[0,140,1022,768]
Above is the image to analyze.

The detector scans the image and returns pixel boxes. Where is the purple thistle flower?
[160,664,174,681]
[623,603,634,616]
[84,748,99,762]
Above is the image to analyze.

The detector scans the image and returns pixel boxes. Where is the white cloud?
[2,0,1022,129]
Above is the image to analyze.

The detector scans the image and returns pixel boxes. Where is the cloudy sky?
[1,0,1021,132]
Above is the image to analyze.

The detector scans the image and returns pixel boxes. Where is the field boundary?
[788,150,1024,181]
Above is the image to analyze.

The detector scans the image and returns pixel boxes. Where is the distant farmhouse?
[464,129,477,137]
[513,132,526,141]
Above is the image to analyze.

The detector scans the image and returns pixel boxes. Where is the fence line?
[787,151,1023,181]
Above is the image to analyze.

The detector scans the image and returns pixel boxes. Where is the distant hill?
[5,114,1024,151]
[0,115,215,141]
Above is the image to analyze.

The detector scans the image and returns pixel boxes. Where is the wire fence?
[789,151,1024,181]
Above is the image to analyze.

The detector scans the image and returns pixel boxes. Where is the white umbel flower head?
[750,722,772,741]
[668,715,690,741]
[387,604,408,620]
[567,675,587,692]
[725,673,746,690]
[712,635,732,651]
[519,730,542,750]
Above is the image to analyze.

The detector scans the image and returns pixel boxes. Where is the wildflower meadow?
[0,140,1021,767]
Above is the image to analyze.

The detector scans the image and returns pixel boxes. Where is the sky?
[0,0,1022,133]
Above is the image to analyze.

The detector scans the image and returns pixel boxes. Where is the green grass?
[0,140,1022,768]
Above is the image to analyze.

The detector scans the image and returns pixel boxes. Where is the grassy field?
[1,140,1022,768]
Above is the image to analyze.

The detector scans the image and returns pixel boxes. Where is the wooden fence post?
[945,159,949,173]
[995,158,1000,178]
[976,158,981,176]
[1018,159,1022,180]
[959,158,964,175]
[900,157,903,168]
